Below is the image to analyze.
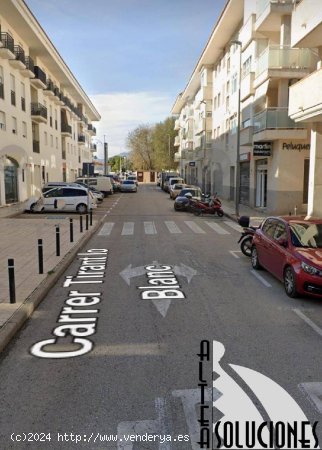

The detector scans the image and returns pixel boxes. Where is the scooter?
[193,193,224,217]
[237,216,259,257]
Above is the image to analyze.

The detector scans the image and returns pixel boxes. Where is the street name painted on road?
[119,262,197,317]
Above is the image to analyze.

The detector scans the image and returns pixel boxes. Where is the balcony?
[289,68,322,122]
[254,46,318,87]
[241,72,255,101]
[90,144,97,153]
[31,103,47,123]
[33,140,40,153]
[174,136,180,147]
[61,123,72,136]
[44,79,55,97]
[255,0,297,33]
[30,66,47,89]
[88,124,96,136]
[291,0,322,48]
[20,56,35,78]
[9,45,26,69]
[239,14,257,50]
[240,126,254,146]
[78,134,86,145]
[253,107,307,141]
[174,119,181,130]
[196,85,212,104]
[0,33,15,59]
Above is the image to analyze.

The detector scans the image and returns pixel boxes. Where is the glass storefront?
[4,157,19,204]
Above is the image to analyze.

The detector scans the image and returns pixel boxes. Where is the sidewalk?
[221,198,268,226]
[0,210,102,352]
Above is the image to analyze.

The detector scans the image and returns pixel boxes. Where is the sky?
[26,0,227,158]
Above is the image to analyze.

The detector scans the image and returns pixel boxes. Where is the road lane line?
[184,221,206,234]
[122,222,134,235]
[229,250,241,259]
[224,220,242,232]
[250,269,272,287]
[144,221,157,235]
[293,308,322,337]
[164,221,182,234]
[205,221,230,234]
[98,222,114,236]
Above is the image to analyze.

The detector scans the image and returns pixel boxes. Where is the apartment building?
[172,0,320,215]
[0,0,100,207]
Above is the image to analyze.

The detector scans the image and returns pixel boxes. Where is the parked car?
[174,186,203,211]
[120,180,137,192]
[251,216,322,298]
[127,175,138,186]
[76,176,113,196]
[169,183,187,200]
[26,186,97,213]
[73,182,104,202]
[42,182,82,194]
[164,177,185,193]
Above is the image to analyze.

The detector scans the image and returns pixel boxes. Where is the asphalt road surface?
[0,184,321,450]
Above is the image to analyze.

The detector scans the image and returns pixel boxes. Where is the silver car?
[120,180,137,192]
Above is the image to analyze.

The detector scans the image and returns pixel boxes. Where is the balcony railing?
[13,45,25,64]
[24,56,34,73]
[256,46,318,77]
[61,123,72,134]
[31,102,47,119]
[33,66,47,85]
[253,107,306,133]
[33,140,40,153]
[45,79,54,93]
[88,124,96,134]
[256,0,296,18]
[0,32,14,52]
[78,134,86,143]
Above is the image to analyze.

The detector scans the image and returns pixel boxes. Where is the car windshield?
[123,180,135,185]
[290,222,322,248]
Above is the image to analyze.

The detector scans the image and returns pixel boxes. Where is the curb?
[0,217,104,354]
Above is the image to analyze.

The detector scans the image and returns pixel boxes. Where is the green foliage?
[126,117,177,171]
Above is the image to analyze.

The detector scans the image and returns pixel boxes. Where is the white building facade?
[172,0,321,216]
[0,0,100,206]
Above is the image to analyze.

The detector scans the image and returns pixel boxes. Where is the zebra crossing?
[98,219,241,237]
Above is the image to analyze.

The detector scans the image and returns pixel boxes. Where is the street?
[0,184,321,449]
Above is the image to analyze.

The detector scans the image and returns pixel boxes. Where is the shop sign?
[253,142,272,157]
[240,152,250,162]
[189,161,196,167]
[282,142,310,152]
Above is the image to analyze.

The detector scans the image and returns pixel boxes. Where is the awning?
[254,80,270,103]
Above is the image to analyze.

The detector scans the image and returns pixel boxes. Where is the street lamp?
[200,100,207,192]
[231,40,242,216]
[92,135,108,174]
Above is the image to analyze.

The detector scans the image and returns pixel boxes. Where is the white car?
[26,186,97,213]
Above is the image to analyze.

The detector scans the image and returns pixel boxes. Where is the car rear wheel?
[251,246,261,270]
[284,266,298,298]
[29,202,36,213]
[76,203,87,214]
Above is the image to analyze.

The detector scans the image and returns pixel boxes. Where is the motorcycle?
[237,216,259,257]
[192,193,224,217]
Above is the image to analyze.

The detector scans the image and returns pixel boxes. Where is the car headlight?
[301,262,322,277]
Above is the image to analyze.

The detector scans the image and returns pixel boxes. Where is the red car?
[251,216,322,298]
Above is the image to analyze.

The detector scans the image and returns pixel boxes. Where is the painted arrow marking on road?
[119,262,197,317]
[119,264,146,285]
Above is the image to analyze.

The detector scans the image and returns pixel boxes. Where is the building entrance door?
[4,157,19,204]
[256,162,267,208]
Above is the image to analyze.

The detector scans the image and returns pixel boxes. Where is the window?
[22,121,27,138]
[0,66,4,99]
[44,131,48,145]
[231,73,238,94]
[56,137,58,149]
[50,105,53,127]
[12,116,17,134]
[273,222,287,241]
[0,111,6,130]
[242,56,252,79]
[227,57,231,74]
[218,93,221,106]
[262,219,277,238]
[50,134,53,147]
[10,74,16,106]
[21,82,25,111]
[55,110,58,130]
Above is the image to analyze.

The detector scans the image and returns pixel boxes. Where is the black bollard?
[8,259,16,304]
[69,218,74,242]
[56,225,60,256]
[80,215,83,233]
[86,213,89,230]
[90,210,93,226]
[38,239,44,274]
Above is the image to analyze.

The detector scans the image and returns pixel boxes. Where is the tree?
[126,117,177,171]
